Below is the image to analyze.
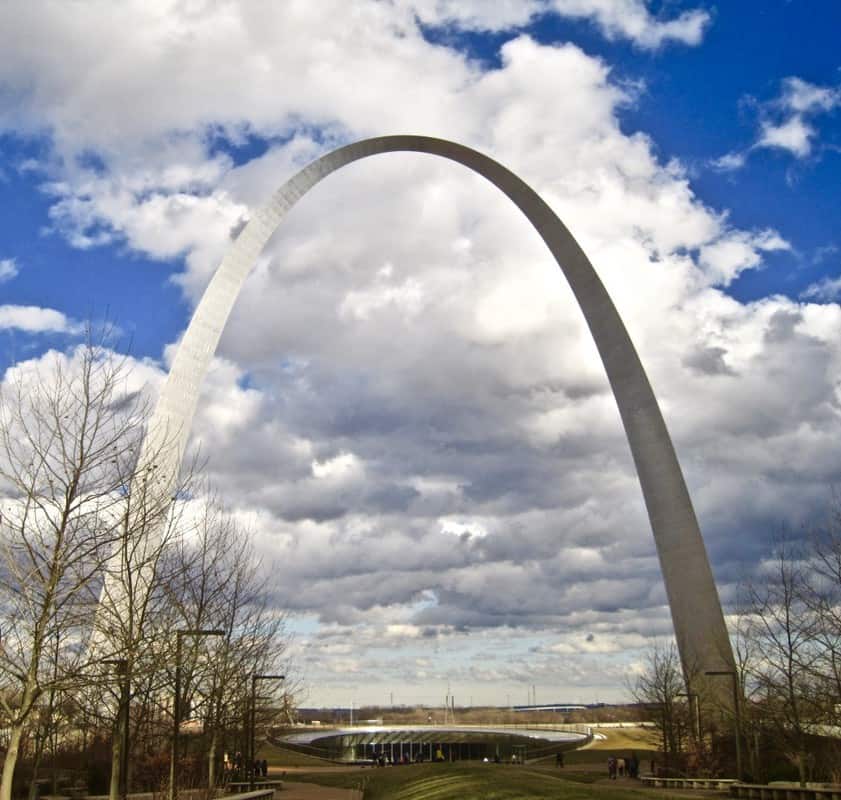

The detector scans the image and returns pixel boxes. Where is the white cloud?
[0,259,18,283]
[409,0,711,48]
[1,2,838,705]
[312,452,363,480]
[757,115,815,158]
[408,0,543,31]
[698,229,790,286]
[0,305,80,334]
[550,0,710,48]
[339,272,424,321]
[721,76,841,165]
[546,631,648,654]
[710,151,746,172]
[781,76,841,114]
[801,275,841,303]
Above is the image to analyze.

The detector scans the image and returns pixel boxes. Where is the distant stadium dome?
[277,724,591,763]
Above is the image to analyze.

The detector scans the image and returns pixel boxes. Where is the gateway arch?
[138,135,736,688]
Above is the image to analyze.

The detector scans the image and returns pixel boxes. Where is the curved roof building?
[278,724,591,763]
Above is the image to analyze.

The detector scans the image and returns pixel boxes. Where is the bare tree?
[802,501,841,721]
[629,641,691,773]
[0,341,152,800]
[165,497,292,789]
[741,540,822,785]
[93,445,195,800]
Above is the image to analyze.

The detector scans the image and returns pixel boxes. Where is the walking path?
[275,781,361,800]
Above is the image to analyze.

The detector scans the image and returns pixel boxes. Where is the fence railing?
[641,776,736,791]
[730,783,841,800]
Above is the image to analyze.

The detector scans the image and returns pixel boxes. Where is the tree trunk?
[108,724,121,800]
[27,733,44,800]
[208,728,218,789]
[109,697,128,800]
[0,725,25,800]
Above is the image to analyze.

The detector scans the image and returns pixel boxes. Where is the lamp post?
[705,670,742,781]
[102,659,129,800]
[170,629,225,800]
[250,674,285,790]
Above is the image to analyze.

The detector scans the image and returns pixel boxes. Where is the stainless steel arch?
[140,135,736,684]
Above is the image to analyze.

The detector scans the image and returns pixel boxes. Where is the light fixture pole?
[250,674,285,790]
[705,670,742,781]
[169,629,225,800]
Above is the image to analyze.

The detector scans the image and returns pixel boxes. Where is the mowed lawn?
[565,725,659,767]
[289,762,666,799]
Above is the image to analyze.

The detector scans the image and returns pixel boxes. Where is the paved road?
[276,781,361,800]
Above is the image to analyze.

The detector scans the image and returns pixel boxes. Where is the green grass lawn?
[565,726,658,767]
[289,763,676,799]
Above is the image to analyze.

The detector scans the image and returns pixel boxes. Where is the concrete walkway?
[276,781,361,800]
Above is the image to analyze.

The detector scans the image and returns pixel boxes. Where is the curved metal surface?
[139,135,736,683]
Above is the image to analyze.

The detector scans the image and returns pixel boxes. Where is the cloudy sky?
[1,0,840,708]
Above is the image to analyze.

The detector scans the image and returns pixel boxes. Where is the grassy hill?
[289,762,668,799]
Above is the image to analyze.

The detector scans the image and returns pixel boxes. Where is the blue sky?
[0,0,840,706]
[3,1,840,371]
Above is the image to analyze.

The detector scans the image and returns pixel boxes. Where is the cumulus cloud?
[0,304,80,334]
[0,2,838,705]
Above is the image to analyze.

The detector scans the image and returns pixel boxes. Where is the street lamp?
[705,670,742,781]
[102,659,129,800]
[169,629,225,800]
[250,674,285,790]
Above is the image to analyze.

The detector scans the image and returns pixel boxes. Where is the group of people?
[607,752,640,779]
[222,752,269,780]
